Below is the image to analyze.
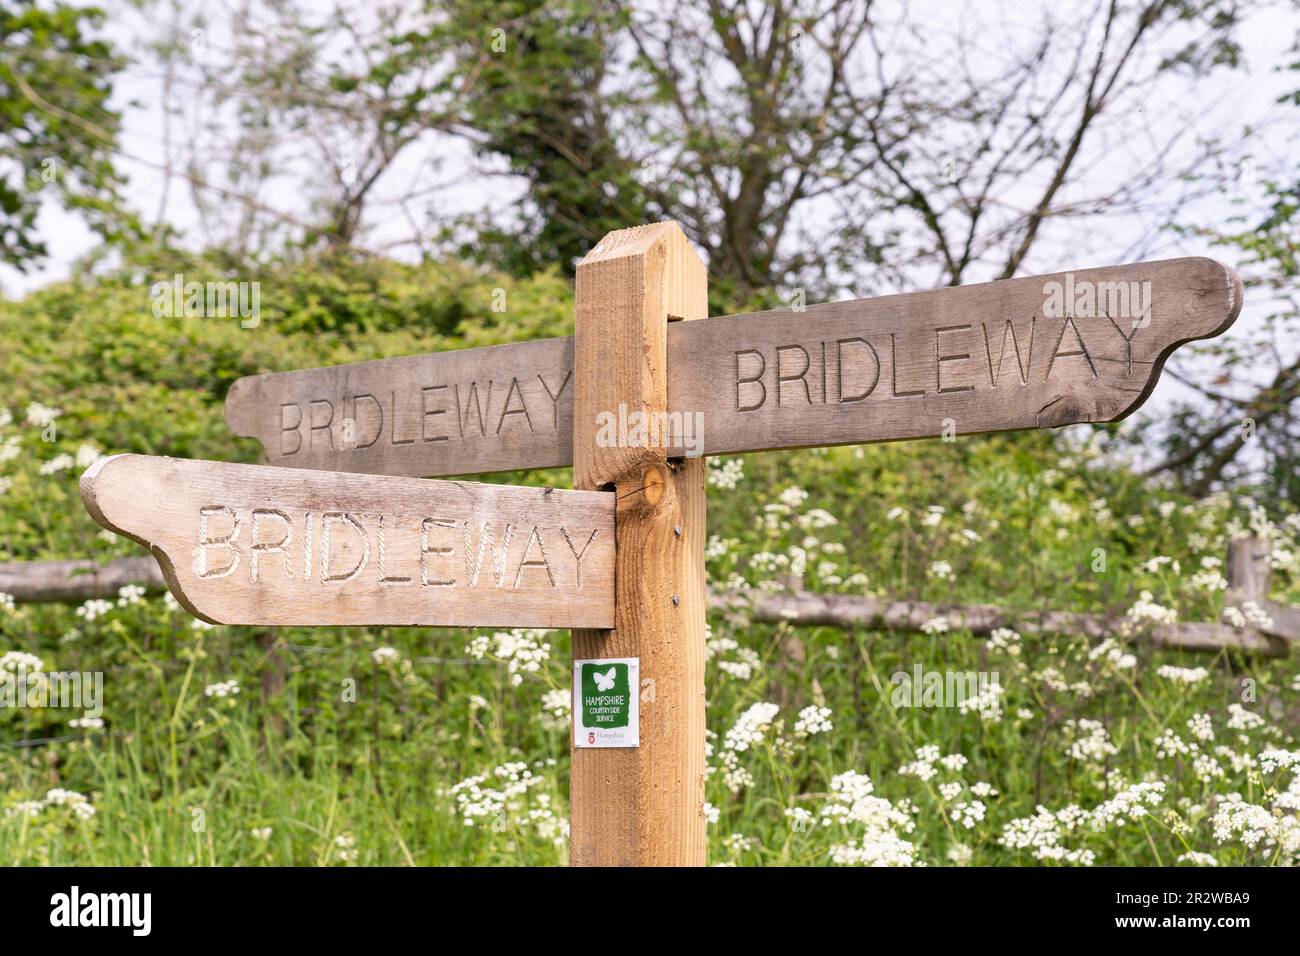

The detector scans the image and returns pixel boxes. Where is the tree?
[438,0,1259,310]
[0,0,127,271]
[1145,179,1300,502]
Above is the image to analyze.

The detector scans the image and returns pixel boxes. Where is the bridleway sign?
[85,219,1244,868]
[80,454,614,629]
[224,256,1241,478]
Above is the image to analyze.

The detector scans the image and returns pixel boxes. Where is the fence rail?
[3,539,1296,656]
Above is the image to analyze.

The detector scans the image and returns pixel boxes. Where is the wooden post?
[254,632,287,740]
[570,222,708,866]
[1226,536,1271,602]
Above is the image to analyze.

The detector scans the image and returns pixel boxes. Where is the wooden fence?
[5,536,1295,655]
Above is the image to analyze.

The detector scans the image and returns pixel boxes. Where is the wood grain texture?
[8,548,1297,651]
[673,256,1242,455]
[711,590,1287,656]
[0,556,166,602]
[225,336,575,477]
[570,222,709,867]
[79,454,614,628]
[225,258,1240,475]
[1223,536,1300,644]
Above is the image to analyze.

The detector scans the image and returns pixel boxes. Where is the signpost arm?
[570,222,709,866]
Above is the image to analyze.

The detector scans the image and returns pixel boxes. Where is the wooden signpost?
[80,454,614,629]
[225,256,1240,476]
[86,219,1244,868]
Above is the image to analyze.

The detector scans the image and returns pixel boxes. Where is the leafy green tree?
[436,0,650,276]
[0,0,127,271]
[1146,179,1300,502]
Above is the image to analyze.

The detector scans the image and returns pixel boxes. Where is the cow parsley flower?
[707,457,744,490]
[334,833,357,862]
[1156,665,1209,684]
[1089,638,1136,671]
[797,508,838,530]
[1048,499,1079,523]
[778,486,809,509]
[929,560,953,580]
[823,771,918,867]
[1212,795,1277,850]
[204,679,240,698]
[38,454,74,475]
[116,584,146,607]
[371,646,400,665]
[1090,782,1165,829]
[947,843,973,865]
[1187,713,1214,743]
[1127,591,1177,627]
[1259,750,1300,774]
[1063,719,1117,764]
[793,705,833,737]
[723,833,756,854]
[1239,601,1273,630]
[1186,567,1228,592]
[940,753,968,772]
[75,599,113,622]
[75,443,103,469]
[43,788,95,820]
[1141,555,1179,575]
[540,688,570,729]
[957,681,1004,720]
[784,806,813,831]
[450,762,548,833]
[899,745,942,781]
[1,650,43,673]
[724,702,780,753]
[954,800,986,829]
[985,627,1021,656]
[25,402,61,427]
[920,616,950,635]
[1226,704,1266,732]
[717,647,761,681]
[465,629,552,686]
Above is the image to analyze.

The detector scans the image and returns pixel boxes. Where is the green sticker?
[580,662,631,728]
[573,657,640,748]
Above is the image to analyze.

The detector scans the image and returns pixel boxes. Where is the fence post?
[1226,536,1270,603]
[569,222,708,866]
[254,632,287,740]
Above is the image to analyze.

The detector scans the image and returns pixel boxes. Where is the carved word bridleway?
[80,455,614,628]
[225,257,1241,477]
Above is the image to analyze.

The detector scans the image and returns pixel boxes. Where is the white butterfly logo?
[592,667,617,692]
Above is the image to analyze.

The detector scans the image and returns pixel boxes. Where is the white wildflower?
[371,646,400,665]
[204,679,240,698]
[793,705,833,737]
